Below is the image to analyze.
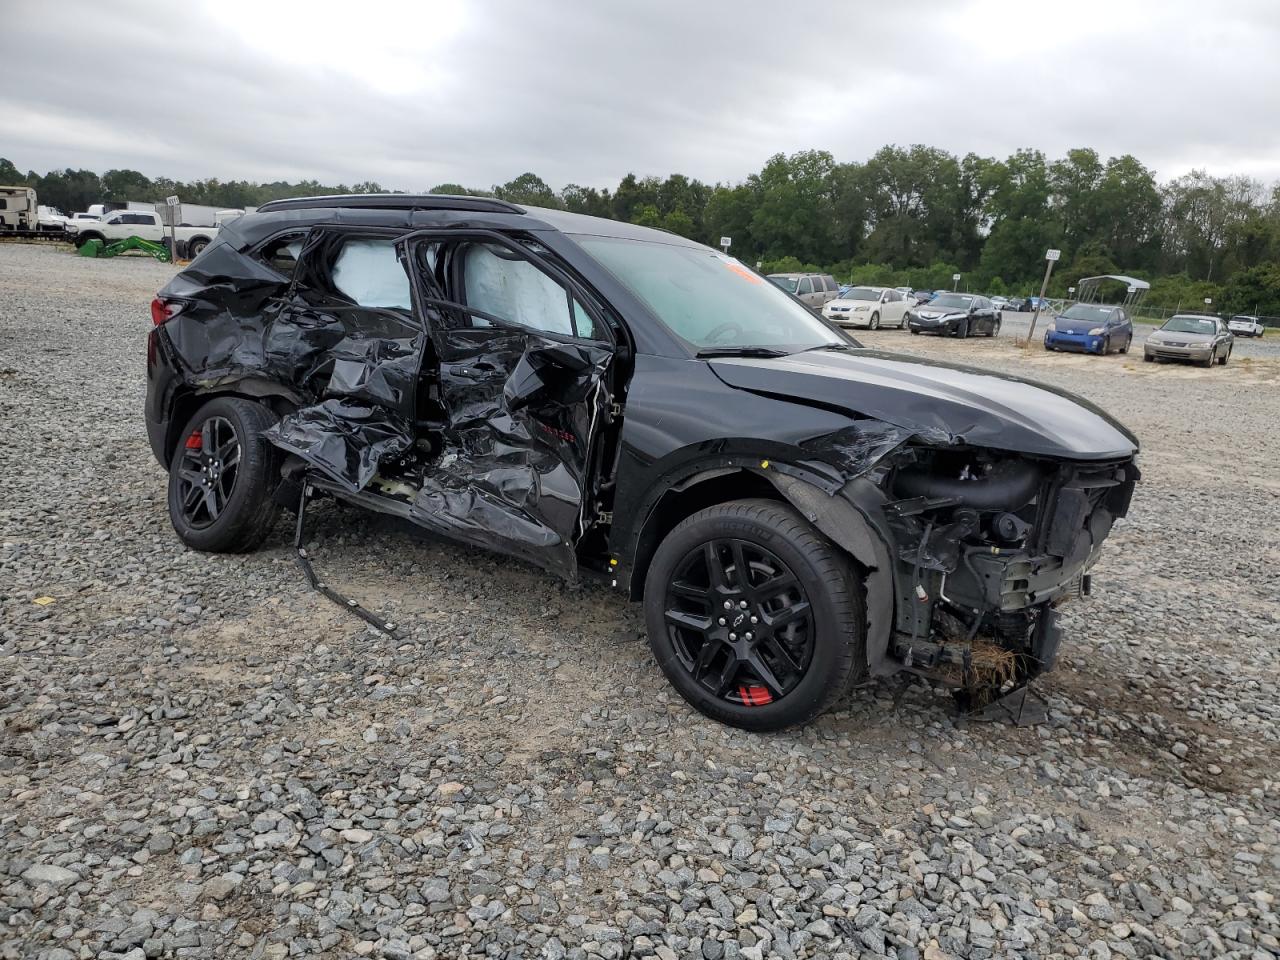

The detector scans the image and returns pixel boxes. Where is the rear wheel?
[187,237,210,258]
[644,499,865,732]
[167,396,282,553]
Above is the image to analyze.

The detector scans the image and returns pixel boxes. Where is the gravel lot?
[2,242,1278,960]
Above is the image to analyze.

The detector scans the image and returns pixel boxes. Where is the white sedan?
[821,285,910,330]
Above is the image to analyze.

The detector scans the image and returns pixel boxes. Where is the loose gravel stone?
[1,243,1277,959]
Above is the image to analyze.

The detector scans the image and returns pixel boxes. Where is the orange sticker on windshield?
[721,260,762,284]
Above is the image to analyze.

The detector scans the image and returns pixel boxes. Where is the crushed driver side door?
[402,231,615,579]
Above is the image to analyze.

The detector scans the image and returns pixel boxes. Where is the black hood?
[708,349,1138,460]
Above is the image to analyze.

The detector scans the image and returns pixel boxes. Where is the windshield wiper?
[792,342,854,354]
[695,346,790,359]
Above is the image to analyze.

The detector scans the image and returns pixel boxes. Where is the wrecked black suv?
[146,195,1139,731]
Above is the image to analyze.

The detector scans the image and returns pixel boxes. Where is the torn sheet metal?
[409,330,612,579]
[267,399,413,492]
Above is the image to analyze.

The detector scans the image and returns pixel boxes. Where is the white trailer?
[0,186,71,237]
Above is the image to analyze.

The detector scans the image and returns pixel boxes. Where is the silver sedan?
[1144,314,1234,367]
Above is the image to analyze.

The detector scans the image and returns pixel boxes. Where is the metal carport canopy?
[1079,275,1150,290]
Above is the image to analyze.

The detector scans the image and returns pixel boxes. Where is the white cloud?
[4,0,1278,188]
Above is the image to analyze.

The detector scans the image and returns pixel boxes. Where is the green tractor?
[77,235,171,263]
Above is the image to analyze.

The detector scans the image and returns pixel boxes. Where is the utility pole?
[1025,249,1060,343]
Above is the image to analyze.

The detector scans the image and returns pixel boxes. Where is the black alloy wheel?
[664,538,815,707]
[644,499,865,731]
[175,415,241,529]
[167,396,282,553]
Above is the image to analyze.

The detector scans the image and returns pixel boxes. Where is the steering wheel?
[703,321,744,344]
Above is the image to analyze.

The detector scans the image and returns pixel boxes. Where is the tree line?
[4,146,1278,316]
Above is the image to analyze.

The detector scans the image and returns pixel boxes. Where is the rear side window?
[331,238,411,309]
[258,233,306,277]
[797,277,813,294]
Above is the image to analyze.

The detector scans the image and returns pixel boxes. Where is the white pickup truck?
[1227,315,1265,338]
[66,209,219,258]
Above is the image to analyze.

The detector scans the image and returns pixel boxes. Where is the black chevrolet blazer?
[145,195,1139,731]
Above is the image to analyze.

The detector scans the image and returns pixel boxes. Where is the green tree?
[611,173,661,223]
[749,150,836,264]
[493,173,560,208]
[662,208,695,238]
[101,168,154,201]
[0,157,30,185]
[560,184,612,217]
[630,204,663,229]
[1220,264,1280,317]
[703,184,759,255]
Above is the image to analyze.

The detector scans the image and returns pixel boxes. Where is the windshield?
[841,287,881,301]
[1060,304,1113,323]
[580,238,846,352]
[927,293,974,311]
[767,276,799,293]
[1162,316,1217,335]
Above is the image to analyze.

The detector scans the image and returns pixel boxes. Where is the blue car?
[1044,304,1133,355]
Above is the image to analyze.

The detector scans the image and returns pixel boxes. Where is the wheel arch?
[163,379,299,468]
[623,465,897,674]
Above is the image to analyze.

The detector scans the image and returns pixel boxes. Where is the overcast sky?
[5,0,1279,190]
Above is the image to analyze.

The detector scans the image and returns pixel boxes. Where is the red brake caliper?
[185,430,203,450]
[738,684,773,706]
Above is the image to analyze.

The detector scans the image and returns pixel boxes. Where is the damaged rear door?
[403,232,615,579]
[266,229,425,489]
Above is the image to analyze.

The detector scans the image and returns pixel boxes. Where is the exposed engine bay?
[876,445,1138,700]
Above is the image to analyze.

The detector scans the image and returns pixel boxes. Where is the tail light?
[150,297,181,326]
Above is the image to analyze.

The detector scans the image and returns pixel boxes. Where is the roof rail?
[255,194,526,215]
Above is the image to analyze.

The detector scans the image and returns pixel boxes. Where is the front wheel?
[869,312,880,330]
[644,499,866,732]
[167,396,282,553]
[955,319,970,338]
[1120,334,1131,354]
[1219,348,1230,365]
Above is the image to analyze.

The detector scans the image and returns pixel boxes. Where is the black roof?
[227,195,706,251]
[256,194,525,215]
